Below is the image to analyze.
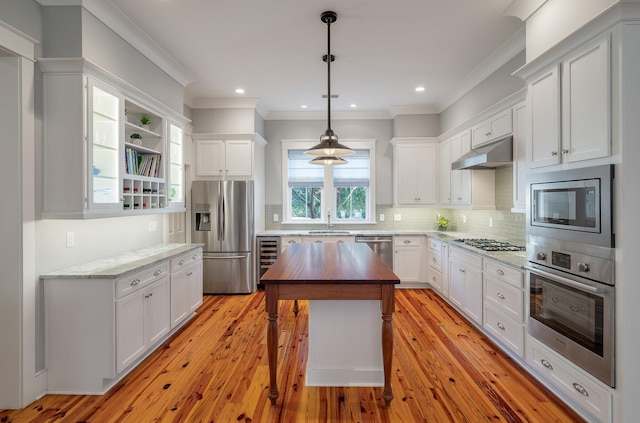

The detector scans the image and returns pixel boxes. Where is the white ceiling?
[108,0,524,117]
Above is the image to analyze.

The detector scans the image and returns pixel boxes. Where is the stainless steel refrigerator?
[191,180,254,294]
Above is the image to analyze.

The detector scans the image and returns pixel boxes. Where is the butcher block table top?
[261,242,400,407]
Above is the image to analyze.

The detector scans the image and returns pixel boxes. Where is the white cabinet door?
[116,290,146,373]
[439,139,451,205]
[187,261,204,312]
[394,141,438,205]
[512,101,527,212]
[170,268,190,328]
[464,265,483,325]
[225,140,253,178]
[145,277,170,346]
[562,36,610,163]
[448,255,466,309]
[528,64,561,168]
[471,109,512,148]
[195,140,224,177]
[450,130,472,205]
[394,236,425,283]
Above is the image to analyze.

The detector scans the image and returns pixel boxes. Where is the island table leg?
[381,284,395,406]
[266,284,279,405]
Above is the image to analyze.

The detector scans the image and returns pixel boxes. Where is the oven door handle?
[525,265,605,294]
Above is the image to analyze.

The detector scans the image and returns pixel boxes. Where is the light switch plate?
[379,213,385,222]
[273,213,279,222]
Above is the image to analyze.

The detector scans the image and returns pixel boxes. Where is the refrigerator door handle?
[217,186,223,241]
[221,189,225,241]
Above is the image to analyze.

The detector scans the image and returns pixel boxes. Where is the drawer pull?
[403,240,411,244]
[144,292,153,299]
[496,322,506,331]
[288,240,297,244]
[315,240,323,243]
[192,254,198,260]
[496,292,506,300]
[154,270,162,276]
[459,268,465,273]
[573,383,589,397]
[541,359,553,370]
[337,240,344,244]
[497,269,505,276]
[130,279,141,286]
[179,259,185,265]
[432,257,437,262]
[187,272,193,276]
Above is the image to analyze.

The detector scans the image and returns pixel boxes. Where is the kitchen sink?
[307,230,352,234]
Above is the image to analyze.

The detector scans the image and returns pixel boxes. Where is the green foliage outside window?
[291,187,322,219]
[336,187,367,220]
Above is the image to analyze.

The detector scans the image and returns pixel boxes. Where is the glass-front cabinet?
[39,59,189,218]
[88,79,123,209]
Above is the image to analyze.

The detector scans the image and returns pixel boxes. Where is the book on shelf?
[125,147,161,178]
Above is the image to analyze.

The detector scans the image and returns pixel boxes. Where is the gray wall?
[0,0,43,54]
[191,108,257,133]
[440,50,526,134]
[393,114,439,137]
[263,119,394,205]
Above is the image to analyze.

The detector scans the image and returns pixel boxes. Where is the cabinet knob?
[192,254,198,260]
[154,270,162,276]
[130,279,140,286]
[496,322,506,331]
[572,383,589,397]
[497,269,504,276]
[179,259,185,265]
[496,292,506,300]
[541,359,553,370]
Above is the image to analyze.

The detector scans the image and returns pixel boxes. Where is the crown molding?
[36,0,195,87]
[264,109,392,121]
[503,0,549,21]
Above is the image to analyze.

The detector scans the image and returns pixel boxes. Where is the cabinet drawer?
[394,236,422,247]
[116,262,169,299]
[483,275,524,322]
[427,237,442,250]
[484,259,523,288]
[527,336,612,423]
[483,303,524,357]
[427,268,442,291]
[427,247,442,271]
[449,246,482,268]
[171,248,202,273]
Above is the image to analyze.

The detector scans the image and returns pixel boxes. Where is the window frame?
[281,139,376,225]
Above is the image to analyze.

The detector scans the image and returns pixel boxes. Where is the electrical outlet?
[379,213,385,222]
[66,232,74,248]
[462,215,467,224]
[273,213,279,222]
[393,213,401,222]
[489,218,494,228]
[149,222,154,232]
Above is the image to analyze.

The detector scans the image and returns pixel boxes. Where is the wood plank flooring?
[0,289,585,422]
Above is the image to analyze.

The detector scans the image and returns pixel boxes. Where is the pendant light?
[306,10,354,164]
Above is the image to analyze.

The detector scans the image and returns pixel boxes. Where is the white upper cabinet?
[562,35,610,163]
[528,35,610,169]
[449,129,495,209]
[512,101,527,213]
[194,136,266,180]
[438,139,451,205]
[391,138,438,206]
[471,109,512,148]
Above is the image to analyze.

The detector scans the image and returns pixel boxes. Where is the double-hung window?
[282,140,376,224]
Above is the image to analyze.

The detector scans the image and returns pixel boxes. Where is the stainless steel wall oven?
[526,235,615,387]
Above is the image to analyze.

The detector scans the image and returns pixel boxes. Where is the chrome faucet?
[327,209,333,229]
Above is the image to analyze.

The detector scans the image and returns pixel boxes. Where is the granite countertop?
[41,243,204,280]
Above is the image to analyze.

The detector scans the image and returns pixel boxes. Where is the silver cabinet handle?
[432,257,437,262]
[497,269,504,276]
[154,270,162,276]
[315,240,323,243]
[337,240,344,244]
[288,240,297,244]
[179,259,185,265]
[497,322,506,331]
[496,292,505,300]
[144,292,153,299]
[573,383,589,397]
[459,268,465,273]
[192,254,198,260]
[541,359,553,370]
[187,272,193,276]
[562,149,569,155]
[551,151,558,156]
[403,240,411,244]
[130,279,140,286]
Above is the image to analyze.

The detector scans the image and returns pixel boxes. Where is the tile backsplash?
[264,166,526,246]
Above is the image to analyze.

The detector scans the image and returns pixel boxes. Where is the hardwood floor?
[1,289,584,422]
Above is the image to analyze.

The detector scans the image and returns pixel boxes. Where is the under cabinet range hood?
[451,135,513,170]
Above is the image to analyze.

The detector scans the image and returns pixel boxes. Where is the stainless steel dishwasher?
[355,235,393,269]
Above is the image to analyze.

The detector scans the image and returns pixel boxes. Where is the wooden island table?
[260,242,400,406]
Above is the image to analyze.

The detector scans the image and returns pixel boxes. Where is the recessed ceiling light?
[415,86,425,92]
[301,105,308,109]
[350,104,357,108]
[235,88,245,94]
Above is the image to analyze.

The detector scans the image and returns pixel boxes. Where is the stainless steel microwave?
[527,165,614,248]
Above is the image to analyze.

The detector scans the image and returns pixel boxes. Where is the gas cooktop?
[453,238,525,252]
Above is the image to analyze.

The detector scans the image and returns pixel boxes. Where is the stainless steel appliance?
[453,238,525,252]
[191,180,254,294]
[256,236,281,290]
[528,164,614,248]
[526,235,615,386]
[355,235,393,269]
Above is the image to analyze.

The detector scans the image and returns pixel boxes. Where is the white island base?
[306,300,384,387]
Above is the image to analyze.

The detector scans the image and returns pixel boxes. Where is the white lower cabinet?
[116,277,170,373]
[427,237,448,296]
[448,246,482,324]
[527,335,612,423]
[43,246,203,394]
[394,236,426,284]
[302,236,355,244]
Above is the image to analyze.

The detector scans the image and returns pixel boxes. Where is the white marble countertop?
[41,243,203,280]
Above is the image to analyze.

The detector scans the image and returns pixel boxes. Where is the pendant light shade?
[309,155,348,166]
[305,11,354,161]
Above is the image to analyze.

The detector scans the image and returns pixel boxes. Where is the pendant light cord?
[326,16,332,133]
